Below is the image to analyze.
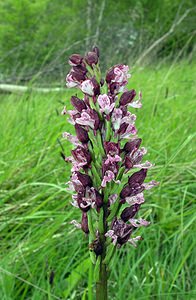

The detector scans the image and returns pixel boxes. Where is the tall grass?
[0,60,195,299]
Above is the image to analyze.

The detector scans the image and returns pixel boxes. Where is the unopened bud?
[69,54,83,66]
[120,90,136,106]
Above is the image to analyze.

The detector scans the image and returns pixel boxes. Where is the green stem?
[96,261,108,300]
[96,202,108,300]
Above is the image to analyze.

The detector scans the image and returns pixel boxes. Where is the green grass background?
[0,60,196,299]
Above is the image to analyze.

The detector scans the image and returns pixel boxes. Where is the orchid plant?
[62,47,158,300]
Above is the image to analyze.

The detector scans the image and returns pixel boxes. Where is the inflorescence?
[62,47,158,264]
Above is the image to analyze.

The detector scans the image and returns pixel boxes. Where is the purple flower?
[97,94,115,115]
[111,108,123,131]
[85,51,99,66]
[75,108,100,130]
[81,212,89,234]
[128,218,150,228]
[120,169,147,200]
[62,132,80,146]
[118,123,137,139]
[72,171,92,193]
[105,218,133,247]
[104,142,120,156]
[101,170,115,187]
[75,110,95,129]
[120,204,140,222]
[125,193,145,205]
[66,72,80,88]
[71,146,91,170]
[71,96,87,112]
[81,78,100,96]
[69,54,83,66]
[123,138,142,153]
[119,89,136,106]
[81,79,94,96]
[105,154,121,165]
[106,64,130,85]
[128,169,147,186]
[75,124,89,143]
[129,91,142,109]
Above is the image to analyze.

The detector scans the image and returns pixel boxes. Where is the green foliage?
[0,60,195,299]
[0,0,195,82]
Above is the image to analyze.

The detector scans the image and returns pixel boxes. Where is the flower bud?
[69,54,83,66]
[120,204,140,222]
[119,90,136,106]
[91,109,100,130]
[120,184,132,199]
[124,156,133,170]
[118,123,129,135]
[71,96,87,112]
[124,138,142,153]
[76,171,92,188]
[92,46,100,57]
[85,51,98,66]
[81,212,89,233]
[128,169,147,187]
[75,124,89,143]
[94,189,103,208]
[91,77,100,96]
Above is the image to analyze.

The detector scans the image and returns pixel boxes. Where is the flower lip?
[71,146,91,166]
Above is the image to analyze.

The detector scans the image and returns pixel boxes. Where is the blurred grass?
[0,60,196,299]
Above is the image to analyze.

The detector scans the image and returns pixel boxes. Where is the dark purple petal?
[85,51,98,66]
[71,146,91,166]
[75,124,89,143]
[92,46,100,57]
[119,90,136,106]
[128,169,147,187]
[120,204,140,222]
[69,54,83,66]
[71,70,86,82]
[94,189,103,208]
[91,77,100,96]
[120,184,132,199]
[76,171,92,188]
[91,109,100,130]
[124,156,134,169]
[118,123,128,135]
[120,183,145,199]
[81,212,89,233]
[77,193,90,212]
[124,138,142,153]
[104,142,120,156]
[72,65,87,75]
[71,96,87,112]
[111,218,133,246]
